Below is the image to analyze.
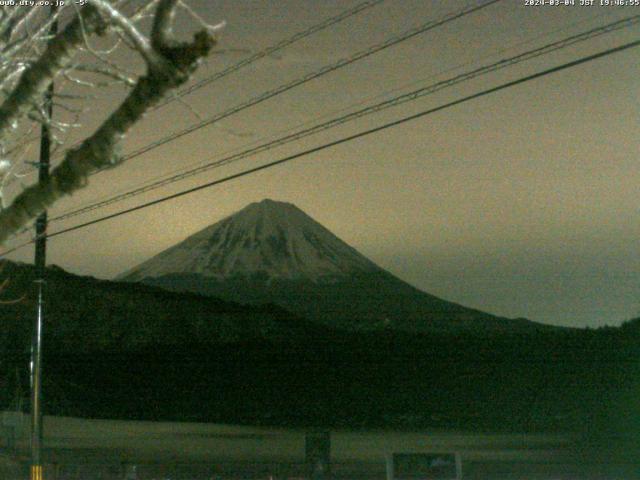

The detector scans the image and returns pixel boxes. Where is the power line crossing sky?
[3,0,639,328]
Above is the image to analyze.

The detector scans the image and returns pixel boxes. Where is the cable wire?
[3,0,386,186]
[152,0,387,111]
[2,36,635,257]
[88,0,502,175]
[49,13,640,223]
[48,6,619,220]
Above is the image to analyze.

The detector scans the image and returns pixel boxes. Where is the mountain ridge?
[120,199,557,334]
[0,260,334,355]
[0,260,635,432]
[120,199,382,284]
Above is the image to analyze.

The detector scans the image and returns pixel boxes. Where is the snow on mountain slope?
[119,199,557,334]
[120,199,381,283]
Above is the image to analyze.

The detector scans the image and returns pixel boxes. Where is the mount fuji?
[119,199,549,334]
[122,199,381,284]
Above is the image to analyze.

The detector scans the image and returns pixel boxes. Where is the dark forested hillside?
[0,261,638,440]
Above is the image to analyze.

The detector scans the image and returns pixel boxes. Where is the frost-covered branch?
[0,5,106,145]
[0,0,217,244]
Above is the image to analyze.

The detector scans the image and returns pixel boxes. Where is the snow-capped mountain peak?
[119,199,552,334]
[120,199,380,283]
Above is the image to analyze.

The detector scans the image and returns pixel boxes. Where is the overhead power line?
[4,1,498,200]
[153,0,386,111]
[1,36,635,258]
[49,14,640,223]
[4,0,385,187]
[88,0,502,175]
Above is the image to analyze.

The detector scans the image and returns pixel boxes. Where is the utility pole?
[30,6,57,480]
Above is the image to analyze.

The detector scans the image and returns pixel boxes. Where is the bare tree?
[0,0,221,245]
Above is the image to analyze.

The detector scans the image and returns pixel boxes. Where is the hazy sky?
[3,0,639,328]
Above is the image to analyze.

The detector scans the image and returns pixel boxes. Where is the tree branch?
[0,5,106,144]
[0,1,216,244]
[90,0,163,69]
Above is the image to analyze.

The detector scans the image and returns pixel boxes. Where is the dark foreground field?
[3,328,639,440]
